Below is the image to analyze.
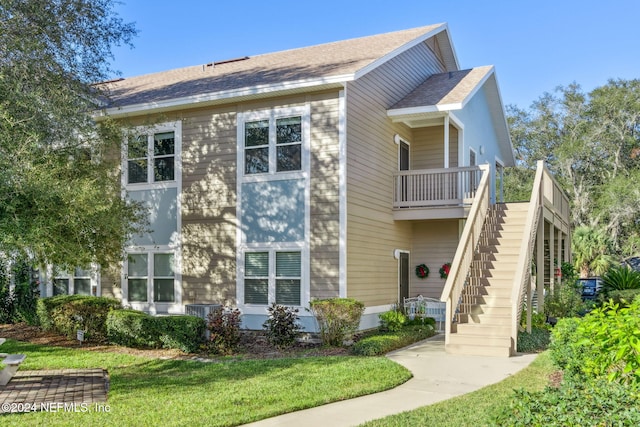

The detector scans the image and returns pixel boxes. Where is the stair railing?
[440,164,490,345]
[509,161,545,353]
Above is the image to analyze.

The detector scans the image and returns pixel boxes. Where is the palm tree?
[572,226,616,278]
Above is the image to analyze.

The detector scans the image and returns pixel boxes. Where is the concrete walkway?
[242,334,537,427]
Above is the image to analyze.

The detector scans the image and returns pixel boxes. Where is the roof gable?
[100,24,456,117]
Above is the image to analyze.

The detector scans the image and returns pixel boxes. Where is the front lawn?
[1,339,411,426]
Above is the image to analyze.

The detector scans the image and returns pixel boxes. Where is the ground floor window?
[126,251,176,303]
[244,250,301,306]
[52,267,97,296]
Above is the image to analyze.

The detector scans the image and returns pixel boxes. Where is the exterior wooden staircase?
[446,203,528,357]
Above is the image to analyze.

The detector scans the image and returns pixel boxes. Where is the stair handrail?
[510,160,545,352]
[440,164,491,345]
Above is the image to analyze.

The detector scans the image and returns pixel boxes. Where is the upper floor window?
[127,131,175,184]
[244,115,303,175]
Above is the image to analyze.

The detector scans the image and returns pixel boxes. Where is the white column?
[443,115,450,168]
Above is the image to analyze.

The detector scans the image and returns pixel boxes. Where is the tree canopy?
[505,79,640,261]
[0,0,145,268]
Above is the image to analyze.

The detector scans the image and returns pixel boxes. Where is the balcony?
[392,166,486,220]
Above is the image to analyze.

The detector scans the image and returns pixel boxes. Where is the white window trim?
[239,244,308,312]
[469,147,477,167]
[46,264,100,297]
[121,246,183,314]
[121,120,183,314]
[122,121,182,192]
[236,105,311,315]
[237,106,310,183]
[394,135,411,171]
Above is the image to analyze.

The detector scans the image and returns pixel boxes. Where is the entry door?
[399,252,409,302]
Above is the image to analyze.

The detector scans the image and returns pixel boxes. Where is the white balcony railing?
[393,166,483,208]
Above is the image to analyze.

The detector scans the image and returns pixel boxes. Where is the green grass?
[359,351,556,427]
[1,340,411,426]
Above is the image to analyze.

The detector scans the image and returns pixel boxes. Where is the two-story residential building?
[87,23,570,356]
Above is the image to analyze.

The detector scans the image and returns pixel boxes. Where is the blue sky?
[111,0,639,109]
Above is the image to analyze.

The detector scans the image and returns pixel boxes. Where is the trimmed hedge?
[106,309,206,353]
[36,295,121,342]
[351,325,436,356]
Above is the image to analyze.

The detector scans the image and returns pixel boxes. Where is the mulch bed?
[0,323,349,361]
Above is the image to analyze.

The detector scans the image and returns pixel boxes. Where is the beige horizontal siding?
[410,219,460,299]
[180,106,238,306]
[309,94,341,300]
[345,39,447,307]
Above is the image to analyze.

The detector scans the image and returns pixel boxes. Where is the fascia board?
[96,74,353,119]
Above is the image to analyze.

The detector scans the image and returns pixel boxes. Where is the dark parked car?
[622,256,640,272]
[578,277,602,301]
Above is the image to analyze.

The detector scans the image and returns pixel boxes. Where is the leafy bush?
[605,289,640,306]
[106,309,206,352]
[106,309,161,348]
[0,260,40,325]
[544,280,587,318]
[352,325,435,356]
[602,265,640,296]
[495,380,640,426]
[405,316,436,328]
[207,307,242,354]
[517,327,551,353]
[378,309,407,332]
[549,317,587,379]
[576,298,640,385]
[263,303,302,348]
[309,298,365,346]
[37,295,121,342]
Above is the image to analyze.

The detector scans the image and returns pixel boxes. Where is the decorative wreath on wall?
[439,262,452,279]
[415,264,429,279]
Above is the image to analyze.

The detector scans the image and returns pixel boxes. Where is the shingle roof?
[103,24,445,109]
[390,66,494,110]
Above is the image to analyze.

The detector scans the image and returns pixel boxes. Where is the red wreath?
[439,262,451,279]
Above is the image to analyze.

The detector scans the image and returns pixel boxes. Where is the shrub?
[106,310,206,352]
[544,280,587,318]
[517,327,551,353]
[405,316,436,327]
[605,289,640,306]
[37,295,121,342]
[106,309,161,348]
[602,266,640,297]
[156,315,206,353]
[576,298,640,385]
[496,380,640,426]
[549,317,587,379]
[207,307,242,354]
[378,309,407,332]
[309,298,365,346]
[352,325,435,356]
[0,260,40,325]
[263,303,302,348]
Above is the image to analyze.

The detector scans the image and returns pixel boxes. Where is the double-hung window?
[127,131,175,184]
[244,116,302,175]
[122,121,181,310]
[244,250,302,306]
[127,252,176,303]
[52,267,96,296]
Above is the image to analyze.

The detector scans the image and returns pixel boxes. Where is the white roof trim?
[354,23,458,80]
[97,74,352,119]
